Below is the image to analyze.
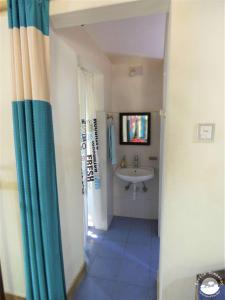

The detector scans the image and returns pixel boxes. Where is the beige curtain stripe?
[9,27,50,102]
[11,28,25,100]
[10,30,17,100]
[27,27,49,101]
[20,27,32,100]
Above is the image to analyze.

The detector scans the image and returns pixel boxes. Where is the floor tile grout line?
[88,274,154,289]
[87,273,153,289]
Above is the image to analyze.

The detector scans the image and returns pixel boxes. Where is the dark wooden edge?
[67,263,86,300]
[5,294,25,300]
[119,112,151,145]
[3,263,86,300]
[0,1,7,12]
[0,263,5,300]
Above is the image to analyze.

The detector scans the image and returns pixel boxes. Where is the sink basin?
[115,167,154,184]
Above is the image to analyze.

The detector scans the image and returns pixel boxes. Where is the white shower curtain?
[78,68,102,230]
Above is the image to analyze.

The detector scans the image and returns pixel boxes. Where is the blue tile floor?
[73,217,159,300]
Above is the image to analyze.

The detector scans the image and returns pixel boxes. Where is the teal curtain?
[7,1,66,299]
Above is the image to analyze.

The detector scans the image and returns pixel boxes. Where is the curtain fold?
[7,1,66,299]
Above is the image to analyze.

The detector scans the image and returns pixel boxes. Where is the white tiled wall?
[112,113,160,219]
[110,55,163,220]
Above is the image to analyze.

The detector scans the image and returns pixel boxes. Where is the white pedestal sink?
[115,167,154,200]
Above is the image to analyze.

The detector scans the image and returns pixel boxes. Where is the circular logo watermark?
[196,272,223,298]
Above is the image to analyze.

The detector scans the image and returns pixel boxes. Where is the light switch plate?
[198,123,215,142]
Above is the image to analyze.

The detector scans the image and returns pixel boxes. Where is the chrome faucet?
[133,154,139,168]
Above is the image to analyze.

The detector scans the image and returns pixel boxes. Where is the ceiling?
[85,14,167,59]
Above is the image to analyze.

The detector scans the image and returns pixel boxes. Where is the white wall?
[50,0,141,16]
[111,54,163,219]
[50,30,85,292]
[50,0,169,30]
[57,26,112,112]
[0,13,26,297]
[159,1,224,299]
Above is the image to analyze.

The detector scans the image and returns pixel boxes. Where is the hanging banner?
[78,68,102,227]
